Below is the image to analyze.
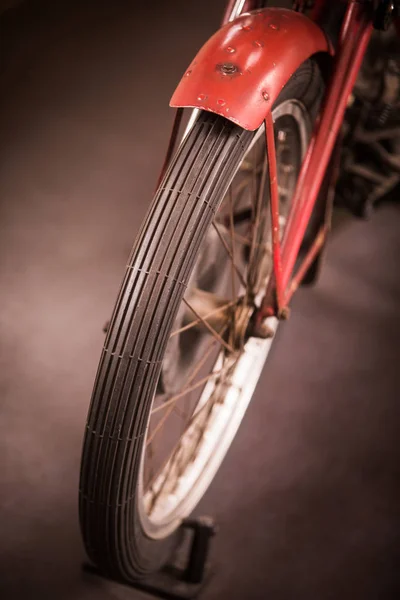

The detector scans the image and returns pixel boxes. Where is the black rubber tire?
[79,58,323,581]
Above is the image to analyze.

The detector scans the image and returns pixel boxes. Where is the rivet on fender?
[262,91,270,101]
[218,63,239,75]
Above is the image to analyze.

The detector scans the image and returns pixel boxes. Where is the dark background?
[0,1,399,599]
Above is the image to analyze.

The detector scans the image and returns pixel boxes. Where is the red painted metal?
[338,0,359,45]
[265,111,284,315]
[162,1,376,321]
[258,1,373,319]
[157,1,263,190]
[170,8,331,131]
[281,9,372,298]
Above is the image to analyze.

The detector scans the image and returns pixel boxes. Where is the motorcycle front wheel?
[79,59,322,580]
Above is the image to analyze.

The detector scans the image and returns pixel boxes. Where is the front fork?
[256,1,373,323]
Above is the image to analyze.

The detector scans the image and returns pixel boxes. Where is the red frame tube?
[259,1,373,319]
[265,111,284,314]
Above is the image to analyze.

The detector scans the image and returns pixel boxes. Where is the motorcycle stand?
[82,516,216,600]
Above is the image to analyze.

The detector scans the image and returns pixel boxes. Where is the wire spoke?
[150,369,224,418]
[246,146,269,298]
[184,336,221,386]
[231,156,263,211]
[232,230,270,251]
[228,186,238,347]
[149,322,228,423]
[148,323,229,456]
[170,299,237,338]
[228,186,237,300]
[182,297,234,353]
[146,352,241,498]
[211,222,247,288]
[146,365,226,447]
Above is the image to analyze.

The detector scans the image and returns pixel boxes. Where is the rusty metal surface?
[170,8,331,131]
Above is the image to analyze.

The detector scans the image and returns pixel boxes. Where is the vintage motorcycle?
[79,0,400,582]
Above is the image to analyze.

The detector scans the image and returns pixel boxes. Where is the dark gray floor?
[0,2,399,599]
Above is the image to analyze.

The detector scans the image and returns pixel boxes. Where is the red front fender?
[170,8,333,131]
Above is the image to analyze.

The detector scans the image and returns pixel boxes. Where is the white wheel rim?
[138,100,310,539]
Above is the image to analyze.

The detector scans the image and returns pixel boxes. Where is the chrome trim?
[181,108,201,143]
[228,0,246,22]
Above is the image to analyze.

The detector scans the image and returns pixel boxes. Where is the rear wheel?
[79,59,323,580]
